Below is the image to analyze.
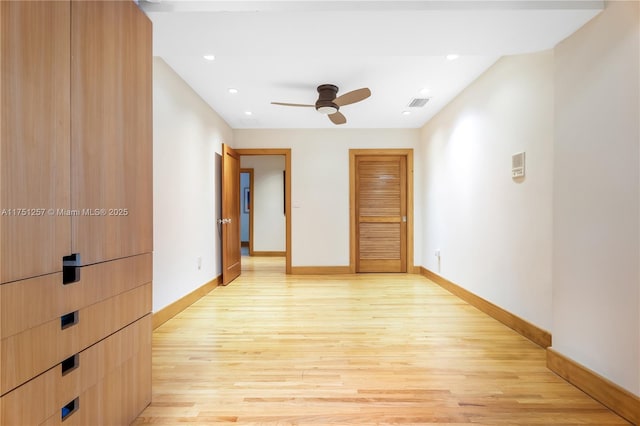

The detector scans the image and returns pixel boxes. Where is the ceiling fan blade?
[271,102,314,107]
[334,88,371,107]
[329,111,347,125]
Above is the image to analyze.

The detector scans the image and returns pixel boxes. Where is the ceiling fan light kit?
[317,105,338,114]
[271,83,371,125]
[315,84,339,114]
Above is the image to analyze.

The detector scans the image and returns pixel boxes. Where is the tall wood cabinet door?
[0,1,71,283]
[71,1,152,266]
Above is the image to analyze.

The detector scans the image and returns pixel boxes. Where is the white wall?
[153,57,233,312]
[240,155,286,252]
[553,0,639,396]
[419,51,554,331]
[233,129,421,267]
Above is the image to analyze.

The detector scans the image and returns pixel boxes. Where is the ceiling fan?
[271,84,371,125]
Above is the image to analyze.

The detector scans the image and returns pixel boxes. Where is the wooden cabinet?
[0,1,152,424]
[0,1,152,279]
[0,255,151,394]
[71,0,153,266]
[0,314,151,426]
[0,1,71,284]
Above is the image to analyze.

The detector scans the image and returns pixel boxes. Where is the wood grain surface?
[133,257,629,425]
[1,0,71,283]
[71,0,152,265]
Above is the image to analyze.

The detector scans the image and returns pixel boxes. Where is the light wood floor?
[133,257,629,425]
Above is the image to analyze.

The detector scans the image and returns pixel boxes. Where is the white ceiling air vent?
[408,98,430,108]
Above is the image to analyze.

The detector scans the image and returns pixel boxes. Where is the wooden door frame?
[349,149,414,273]
[240,168,254,255]
[236,149,292,274]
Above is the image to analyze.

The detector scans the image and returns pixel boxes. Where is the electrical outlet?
[197,257,202,270]
[435,249,440,257]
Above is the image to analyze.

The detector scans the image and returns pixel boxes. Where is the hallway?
[133,257,627,424]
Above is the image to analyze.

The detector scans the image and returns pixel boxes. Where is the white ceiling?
[141,0,603,129]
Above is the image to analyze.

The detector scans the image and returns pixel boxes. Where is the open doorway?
[240,169,253,256]
[220,147,291,283]
[237,149,291,274]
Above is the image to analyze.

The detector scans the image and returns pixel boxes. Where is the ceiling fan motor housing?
[315,84,339,114]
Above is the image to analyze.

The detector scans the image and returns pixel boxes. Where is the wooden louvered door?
[355,155,407,272]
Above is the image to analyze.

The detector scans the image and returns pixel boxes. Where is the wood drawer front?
[1,283,151,394]
[40,342,152,426]
[0,314,151,426]
[1,253,152,339]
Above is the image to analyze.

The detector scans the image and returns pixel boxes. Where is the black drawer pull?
[61,397,78,421]
[61,354,79,375]
[62,253,81,285]
[60,311,78,329]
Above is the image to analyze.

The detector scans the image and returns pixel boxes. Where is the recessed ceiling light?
[420,88,431,95]
[244,111,253,116]
[446,54,460,61]
[402,111,411,115]
[228,88,238,94]
[203,54,215,61]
